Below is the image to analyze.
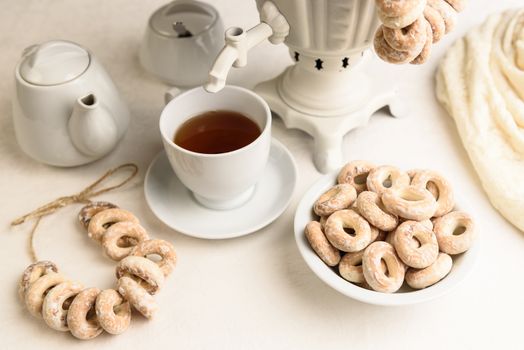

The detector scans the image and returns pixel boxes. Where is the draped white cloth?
[437,9,524,231]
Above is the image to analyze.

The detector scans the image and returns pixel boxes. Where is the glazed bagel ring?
[116,256,165,295]
[369,225,386,243]
[382,186,437,221]
[419,218,434,230]
[368,225,384,245]
[386,218,431,246]
[305,221,341,267]
[386,227,418,249]
[411,169,454,217]
[67,288,104,340]
[374,27,423,64]
[356,191,399,232]
[117,276,157,319]
[373,229,388,243]
[88,208,139,242]
[383,17,428,51]
[406,252,453,289]
[19,260,58,300]
[339,251,365,283]
[324,210,373,252]
[427,182,439,199]
[78,201,118,230]
[427,0,457,34]
[393,221,439,268]
[313,184,357,216]
[339,251,387,284]
[130,239,177,277]
[25,272,67,318]
[42,281,84,331]
[424,5,446,43]
[375,0,422,17]
[385,230,397,246]
[337,160,376,193]
[444,0,465,12]
[408,169,439,198]
[319,216,329,230]
[377,0,427,29]
[433,211,475,254]
[95,289,132,335]
[411,21,433,65]
[362,241,405,293]
[102,221,150,261]
[366,165,411,195]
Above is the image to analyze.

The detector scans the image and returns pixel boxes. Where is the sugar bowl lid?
[149,0,218,37]
[19,40,90,86]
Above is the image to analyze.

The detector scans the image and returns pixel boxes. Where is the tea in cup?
[173,110,261,154]
[159,86,271,210]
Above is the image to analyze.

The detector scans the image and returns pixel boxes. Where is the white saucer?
[144,139,297,239]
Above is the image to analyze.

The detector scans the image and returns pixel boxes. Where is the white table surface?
[1,1,522,349]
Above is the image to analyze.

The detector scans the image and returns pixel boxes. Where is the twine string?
[11,163,139,262]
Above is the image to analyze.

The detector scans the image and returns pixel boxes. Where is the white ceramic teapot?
[12,40,130,166]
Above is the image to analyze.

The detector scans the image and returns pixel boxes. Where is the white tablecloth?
[1,1,522,349]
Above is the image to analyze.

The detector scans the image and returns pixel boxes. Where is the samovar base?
[254,71,407,173]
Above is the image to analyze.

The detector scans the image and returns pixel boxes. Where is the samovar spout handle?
[204,1,289,93]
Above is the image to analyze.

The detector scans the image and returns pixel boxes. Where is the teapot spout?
[68,93,119,158]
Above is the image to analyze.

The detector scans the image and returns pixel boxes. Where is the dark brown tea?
[174,110,261,154]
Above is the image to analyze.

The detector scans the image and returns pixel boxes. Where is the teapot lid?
[19,40,90,85]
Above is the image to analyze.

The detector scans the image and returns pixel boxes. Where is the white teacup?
[160,86,272,210]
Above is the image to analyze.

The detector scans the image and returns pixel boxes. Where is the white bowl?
[294,171,480,306]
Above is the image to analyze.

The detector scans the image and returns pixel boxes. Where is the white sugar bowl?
[12,40,130,166]
[139,0,224,87]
